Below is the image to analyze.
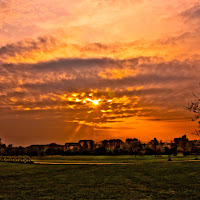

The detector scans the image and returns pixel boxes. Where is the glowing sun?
[85,98,101,106]
[91,99,100,105]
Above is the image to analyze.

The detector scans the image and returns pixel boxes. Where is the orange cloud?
[1,0,200,145]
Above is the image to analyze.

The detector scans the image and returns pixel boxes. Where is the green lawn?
[1,157,200,199]
[31,154,198,164]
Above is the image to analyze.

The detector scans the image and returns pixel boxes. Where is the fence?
[0,156,34,164]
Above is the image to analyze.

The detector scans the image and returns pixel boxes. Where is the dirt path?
[34,159,200,165]
[34,162,136,165]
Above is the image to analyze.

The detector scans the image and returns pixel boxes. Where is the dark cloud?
[30,58,115,71]
[0,53,198,133]
[21,74,193,93]
[181,4,200,21]
[0,36,57,58]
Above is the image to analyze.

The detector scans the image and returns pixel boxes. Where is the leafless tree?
[187,89,200,136]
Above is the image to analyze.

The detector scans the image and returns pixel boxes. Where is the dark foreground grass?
[1,161,200,200]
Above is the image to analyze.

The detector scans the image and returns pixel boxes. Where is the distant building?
[160,140,164,145]
[102,139,123,148]
[65,143,79,149]
[27,144,65,150]
[174,135,188,145]
[126,138,139,146]
[102,140,109,148]
[149,138,159,145]
[26,145,49,150]
[79,140,94,148]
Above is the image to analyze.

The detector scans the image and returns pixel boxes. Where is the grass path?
[34,161,136,165]
[34,159,200,165]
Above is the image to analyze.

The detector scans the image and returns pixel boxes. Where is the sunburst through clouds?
[0,0,199,145]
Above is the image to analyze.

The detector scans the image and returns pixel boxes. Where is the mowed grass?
[1,158,200,199]
[32,154,198,163]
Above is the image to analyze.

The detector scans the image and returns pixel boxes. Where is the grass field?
[1,156,200,199]
[31,154,198,164]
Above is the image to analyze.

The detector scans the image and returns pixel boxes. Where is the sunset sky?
[1,0,200,146]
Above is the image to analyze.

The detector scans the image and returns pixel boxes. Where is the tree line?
[0,135,200,159]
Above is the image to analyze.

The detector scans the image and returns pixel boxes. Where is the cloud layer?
[0,0,200,145]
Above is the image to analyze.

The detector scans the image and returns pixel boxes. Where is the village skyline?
[1,134,198,147]
[1,0,200,146]
[1,134,200,158]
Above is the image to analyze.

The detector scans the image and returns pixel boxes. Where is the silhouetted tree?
[18,146,25,156]
[170,145,177,156]
[113,146,120,155]
[46,148,56,156]
[28,148,39,156]
[131,140,142,157]
[187,89,200,136]
[165,147,172,161]
[150,138,159,157]
[191,141,200,160]
[179,137,189,156]
[94,146,107,155]
[0,148,5,156]
[0,143,6,149]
